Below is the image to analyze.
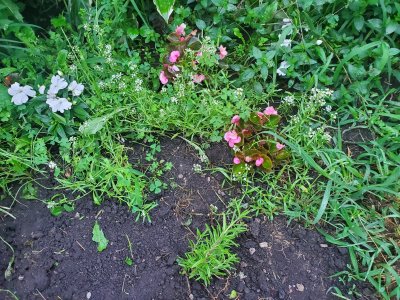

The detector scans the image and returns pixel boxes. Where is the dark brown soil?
[0,139,376,300]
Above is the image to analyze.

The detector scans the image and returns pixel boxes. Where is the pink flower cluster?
[224,130,241,147]
[227,106,286,168]
[159,24,228,85]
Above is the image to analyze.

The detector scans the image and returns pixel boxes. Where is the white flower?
[8,82,36,105]
[69,64,77,72]
[48,75,68,95]
[68,80,84,96]
[38,85,46,94]
[281,39,292,48]
[282,18,292,29]
[277,61,290,76]
[48,161,57,169]
[46,95,72,113]
[316,40,323,45]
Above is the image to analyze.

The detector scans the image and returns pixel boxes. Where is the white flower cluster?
[193,164,202,173]
[45,75,83,113]
[134,78,143,92]
[233,88,243,99]
[103,44,113,64]
[310,88,333,106]
[282,95,295,106]
[7,75,83,113]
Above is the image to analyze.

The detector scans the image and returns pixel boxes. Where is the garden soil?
[0,139,376,300]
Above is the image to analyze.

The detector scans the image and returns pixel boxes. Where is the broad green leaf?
[80,116,108,135]
[232,162,247,177]
[195,19,206,30]
[1,0,23,22]
[153,0,175,23]
[354,16,364,31]
[241,68,255,82]
[252,46,262,60]
[92,221,109,252]
[261,155,273,170]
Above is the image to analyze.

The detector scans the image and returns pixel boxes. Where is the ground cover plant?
[0,0,399,299]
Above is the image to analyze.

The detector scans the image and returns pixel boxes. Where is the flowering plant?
[159,23,228,86]
[3,73,88,140]
[224,106,290,178]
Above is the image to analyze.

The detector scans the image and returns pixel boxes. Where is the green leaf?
[368,18,382,30]
[232,162,247,177]
[80,116,108,135]
[354,16,364,31]
[385,21,399,35]
[92,221,109,252]
[252,46,262,60]
[261,155,273,170]
[1,0,23,22]
[313,179,332,224]
[153,0,175,23]
[241,68,255,82]
[195,19,206,30]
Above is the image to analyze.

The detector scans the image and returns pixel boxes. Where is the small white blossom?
[68,80,84,96]
[193,164,202,173]
[38,85,46,95]
[282,18,292,29]
[283,95,295,105]
[69,64,77,72]
[48,75,68,95]
[277,61,290,76]
[325,105,332,112]
[170,97,178,103]
[8,83,36,105]
[316,40,323,45]
[281,39,292,48]
[46,95,72,113]
[48,161,57,169]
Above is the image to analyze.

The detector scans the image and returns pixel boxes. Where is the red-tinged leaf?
[260,154,273,170]
[275,150,290,160]
[264,115,281,128]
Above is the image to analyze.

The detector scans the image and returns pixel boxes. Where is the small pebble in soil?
[296,283,305,292]
[86,291,91,299]
[249,248,256,255]
[259,242,269,248]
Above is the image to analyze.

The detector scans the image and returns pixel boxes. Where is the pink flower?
[192,74,205,83]
[196,51,203,57]
[257,112,264,118]
[175,23,186,36]
[224,130,241,148]
[159,71,168,85]
[276,143,285,150]
[219,45,227,59]
[245,156,252,162]
[233,157,241,164]
[231,115,240,125]
[255,157,264,167]
[264,106,278,116]
[169,51,180,63]
[168,65,179,73]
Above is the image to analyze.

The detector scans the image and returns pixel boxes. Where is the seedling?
[92,221,108,252]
